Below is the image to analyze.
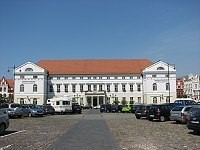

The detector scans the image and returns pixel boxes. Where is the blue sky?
[0,0,199,78]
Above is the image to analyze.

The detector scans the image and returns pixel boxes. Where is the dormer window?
[25,68,33,72]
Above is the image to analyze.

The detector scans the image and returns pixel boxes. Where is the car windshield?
[10,104,21,108]
[28,105,38,109]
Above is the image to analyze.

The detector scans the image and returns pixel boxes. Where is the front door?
[93,97,97,106]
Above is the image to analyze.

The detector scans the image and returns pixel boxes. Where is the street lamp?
[7,65,16,103]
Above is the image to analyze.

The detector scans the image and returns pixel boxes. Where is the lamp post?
[7,65,16,103]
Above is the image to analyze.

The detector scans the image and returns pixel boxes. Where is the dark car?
[100,104,111,113]
[135,104,152,119]
[187,106,200,134]
[130,104,142,113]
[82,105,92,109]
[72,103,82,114]
[111,104,119,113]
[117,104,124,113]
[147,103,174,122]
[39,105,55,115]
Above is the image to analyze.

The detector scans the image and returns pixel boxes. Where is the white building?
[14,59,176,105]
[183,74,200,100]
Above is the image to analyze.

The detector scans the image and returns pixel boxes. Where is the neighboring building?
[176,77,184,98]
[0,76,14,103]
[183,74,200,100]
[14,59,176,105]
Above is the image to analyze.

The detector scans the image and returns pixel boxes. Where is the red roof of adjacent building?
[0,76,14,88]
[36,59,153,75]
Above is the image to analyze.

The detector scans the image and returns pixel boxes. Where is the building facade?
[176,78,184,98]
[0,76,14,103]
[183,74,200,100]
[14,59,176,105]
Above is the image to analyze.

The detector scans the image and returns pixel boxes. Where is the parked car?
[93,105,101,109]
[135,104,152,119]
[121,104,133,113]
[100,104,111,113]
[38,105,55,115]
[0,110,9,135]
[130,104,142,113]
[23,104,44,117]
[82,105,93,109]
[187,106,200,134]
[147,103,174,122]
[117,104,124,113]
[174,99,196,106]
[0,103,23,118]
[111,104,119,113]
[170,105,193,124]
[72,103,82,114]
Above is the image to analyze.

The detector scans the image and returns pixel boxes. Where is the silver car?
[0,103,23,118]
[0,110,9,135]
[170,105,193,123]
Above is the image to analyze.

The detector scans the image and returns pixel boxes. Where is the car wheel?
[136,116,141,119]
[160,116,165,122]
[0,123,5,135]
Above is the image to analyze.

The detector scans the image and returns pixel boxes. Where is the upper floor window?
[93,85,97,91]
[130,84,133,92]
[99,85,103,91]
[49,85,54,92]
[122,84,126,92]
[107,77,110,79]
[80,84,84,92]
[64,84,68,93]
[20,84,24,92]
[137,84,141,91]
[20,76,24,79]
[107,84,110,92]
[114,84,118,92]
[25,68,33,72]
[152,75,157,78]
[93,77,97,79]
[88,85,91,91]
[33,84,37,92]
[57,84,61,93]
[72,84,76,93]
[57,77,60,80]
[88,77,91,79]
[153,83,157,91]
[4,87,6,92]
[114,77,118,79]
[122,76,125,79]
[0,87,2,92]
[72,77,76,79]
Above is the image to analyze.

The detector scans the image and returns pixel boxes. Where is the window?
[93,77,97,79]
[49,85,54,92]
[33,98,37,104]
[88,77,91,79]
[153,83,157,91]
[122,84,126,92]
[80,84,83,92]
[0,87,2,92]
[88,85,91,91]
[107,77,110,79]
[65,77,68,79]
[72,77,76,79]
[166,83,170,90]
[114,77,118,79]
[57,84,61,93]
[130,76,133,79]
[122,97,126,102]
[20,76,24,79]
[56,101,60,105]
[25,68,33,72]
[64,85,68,92]
[107,84,110,92]
[80,77,83,79]
[20,98,24,104]
[33,84,37,92]
[4,87,6,92]
[20,84,24,92]
[138,97,141,103]
[93,85,97,91]
[166,96,170,103]
[99,77,102,79]
[99,85,103,91]
[130,84,133,92]
[130,97,134,104]
[33,76,38,79]
[114,84,118,92]
[72,84,76,93]
[63,101,70,105]
[153,97,157,103]
[57,77,60,80]
[137,84,141,91]
[157,67,164,70]
[122,76,125,79]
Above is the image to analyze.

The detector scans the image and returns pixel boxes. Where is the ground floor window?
[20,98,24,104]
[153,97,157,103]
[33,98,37,104]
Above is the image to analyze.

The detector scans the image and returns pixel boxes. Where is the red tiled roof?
[36,59,153,75]
[0,76,14,88]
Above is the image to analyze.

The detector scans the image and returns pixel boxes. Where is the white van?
[47,96,73,114]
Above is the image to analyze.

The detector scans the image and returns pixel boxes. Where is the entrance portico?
[85,92,106,106]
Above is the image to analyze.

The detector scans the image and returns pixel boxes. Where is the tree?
[121,99,127,105]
